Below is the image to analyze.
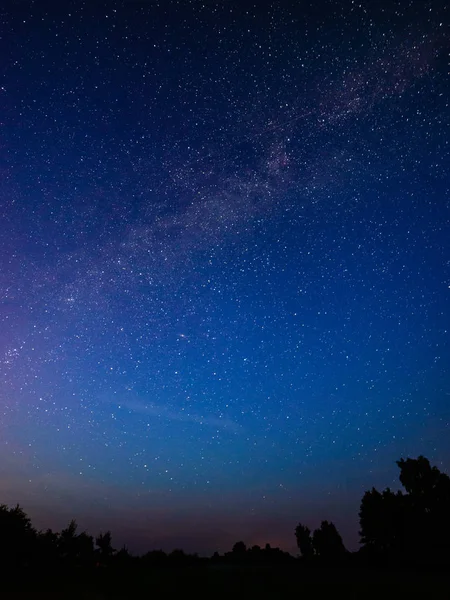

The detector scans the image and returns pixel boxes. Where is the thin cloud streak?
[107,397,242,434]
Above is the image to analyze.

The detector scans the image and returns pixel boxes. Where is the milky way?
[0,0,449,554]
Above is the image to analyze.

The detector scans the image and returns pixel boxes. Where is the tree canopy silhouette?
[0,503,37,568]
[359,487,407,558]
[294,523,314,558]
[59,519,94,566]
[359,455,450,563]
[96,530,115,564]
[231,541,247,555]
[312,520,347,559]
[294,520,346,560]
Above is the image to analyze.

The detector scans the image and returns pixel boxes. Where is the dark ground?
[3,565,450,599]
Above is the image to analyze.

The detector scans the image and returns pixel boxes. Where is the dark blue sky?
[0,0,449,555]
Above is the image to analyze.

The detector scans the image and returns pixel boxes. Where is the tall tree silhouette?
[312,520,346,559]
[294,523,314,558]
[96,530,115,564]
[37,528,60,566]
[59,519,94,566]
[59,519,78,564]
[115,544,132,566]
[359,488,407,557]
[397,456,445,497]
[398,455,450,559]
[359,456,450,562]
[76,531,95,566]
[0,504,36,568]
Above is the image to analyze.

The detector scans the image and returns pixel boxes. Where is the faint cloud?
[102,395,242,434]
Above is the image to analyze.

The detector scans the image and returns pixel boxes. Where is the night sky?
[1,0,449,556]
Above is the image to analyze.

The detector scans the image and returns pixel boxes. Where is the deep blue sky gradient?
[0,0,449,555]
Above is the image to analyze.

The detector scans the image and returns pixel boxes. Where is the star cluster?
[0,0,449,555]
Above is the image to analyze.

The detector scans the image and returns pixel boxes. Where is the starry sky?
[0,0,449,556]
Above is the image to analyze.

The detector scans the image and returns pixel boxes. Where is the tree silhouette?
[59,519,78,564]
[294,523,314,558]
[77,531,95,566]
[37,528,60,566]
[232,541,247,555]
[398,456,450,559]
[142,549,167,567]
[312,520,346,560]
[359,456,450,563]
[2,452,448,578]
[59,519,94,566]
[0,504,37,568]
[115,544,132,566]
[359,487,407,557]
[397,456,444,497]
[96,530,115,564]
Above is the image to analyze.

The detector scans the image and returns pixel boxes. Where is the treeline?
[0,455,449,572]
[294,456,450,568]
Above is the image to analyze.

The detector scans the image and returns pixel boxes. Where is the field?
[4,565,450,599]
